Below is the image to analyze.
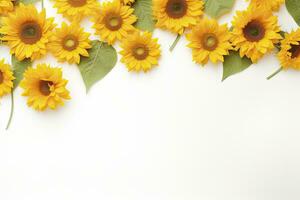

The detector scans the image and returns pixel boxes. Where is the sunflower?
[278,29,300,70]
[0,4,55,61]
[53,0,100,22]
[247,0,284,12]
[93,0,137,45]
[231,8,282,63]
[153,0,204,35]
[120,31,161,72]
[20,64,71,111]
[120,0,135,5]
[0,59,14,97]
[186,18,232,65]
[0,0,14,15]
[48,22,91,64]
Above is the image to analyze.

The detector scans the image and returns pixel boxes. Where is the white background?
[1,1,300,199]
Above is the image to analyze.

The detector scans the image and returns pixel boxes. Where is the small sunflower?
[247,0,284,12]
[153,0,204,35]
[0,59,14,97]
[0,0,14,15]
[120,31,161,72]
[278,29,300,70]
[186,18,232,65]
[20,64,71,111]
[231,8,282,63]
[48,22,91,64]
[93,0,137,45]
[0,4,55,61]
[53,0,100,22]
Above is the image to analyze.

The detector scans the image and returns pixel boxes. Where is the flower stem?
[41,0,44,9]
[267,67,283,80]
[6,92,14,130]
[169,34,181,52]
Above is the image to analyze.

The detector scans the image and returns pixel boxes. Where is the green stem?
[41,0,44,9]
[6,92,14,130]
[169,34,181,52]
[267,67,283,80]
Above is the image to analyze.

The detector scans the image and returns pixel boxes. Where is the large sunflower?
[248,0,284,12]
[0,0,14,15]
[0,59,14,97]
[48,22,91,64]
[20,64,71,111]
[0,4,55,61]
[53,0,100,22]
[278,29,300,70]
[231,8,282,63]
[93,0,137,45]
[186,18,232,65]
[120,31,161,72]
[153,0,204,35]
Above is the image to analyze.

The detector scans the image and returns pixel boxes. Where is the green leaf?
[78,40,117,92]
[204,0,235,18]
[12,55,32,89]
[286,0,300,26]
[133,0,156,32]
[222,51,252,81]
[16,0,41,5]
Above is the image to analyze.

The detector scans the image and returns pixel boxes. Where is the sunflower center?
[68,0,87,7]
[166,0,187,19]
[62,35,78,51]
[0,71,3,84]
[243,20,265,42]
[202,33,218,51]
[104,14,123,31]
[20,21,42,44]
[132,45,149,60]
[39,80,53,96]
[289,43,300,59]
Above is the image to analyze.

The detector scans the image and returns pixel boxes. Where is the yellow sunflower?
[278,29,300,70]
[231,8,282,63]
[20,64,71,111]
[186,18,232,65]
[93,0,137,45]
[53,0,100,22]
[0,4,55,61]
[120,31,161,72]
[0,0,14,15]
[48,22,91,64]
[0,59,14,97]
[120,0,135,5]
[153,0,204,35]
[247,0,285,12]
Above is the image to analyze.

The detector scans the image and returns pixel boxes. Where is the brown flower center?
[289,43,300,59]
[68,0,87,7]
[39,80,53,96]
[20,21,42,44]
[132,45,149,60]
[0,71,3,84]
[104,14,123,31]
[62,35,78,51]
[202,33,218,51]
[166,0,187,19]
[243,20,265,42]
